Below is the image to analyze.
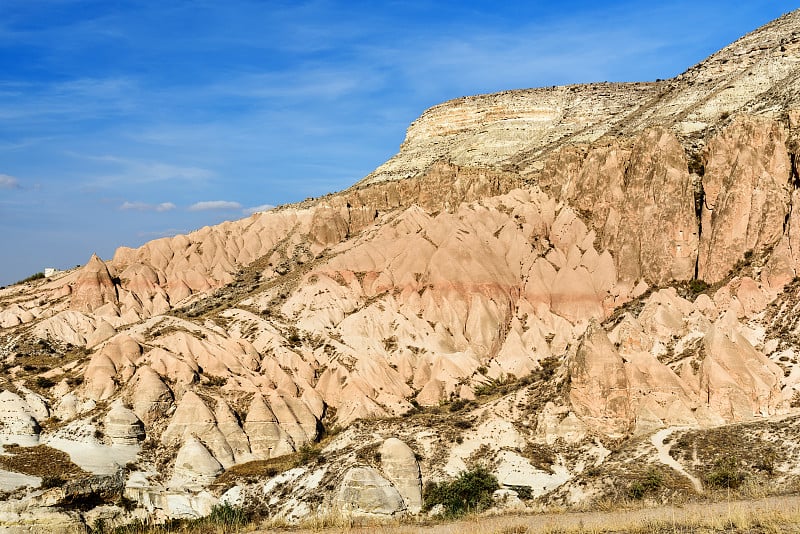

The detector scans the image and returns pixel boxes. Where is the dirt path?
[650,427,703,493]
[263,494,800,533]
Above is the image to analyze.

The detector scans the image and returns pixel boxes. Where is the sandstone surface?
[379,438,423,513]
[335,466,406,515]
[1,9,800,530]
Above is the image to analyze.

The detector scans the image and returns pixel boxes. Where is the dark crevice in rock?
[687,149,705,178]
[687,145,707,281]
[693,176,705,221]
[787,162,796,263]
[345,202,352,239]
[694,175,705,281]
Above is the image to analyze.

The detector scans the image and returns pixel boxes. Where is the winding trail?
[650,427,703,493]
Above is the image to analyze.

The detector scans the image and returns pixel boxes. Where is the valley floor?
[266,494,800,533]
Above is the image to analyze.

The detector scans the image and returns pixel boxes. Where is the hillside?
[1,9,800,532]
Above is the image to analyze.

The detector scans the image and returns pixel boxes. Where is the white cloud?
[0,174,20,189]
[242,204,275,215]
[137,228,185,238]
[188,200,242,211]
[119,201,176,212]
[72,153,215,187]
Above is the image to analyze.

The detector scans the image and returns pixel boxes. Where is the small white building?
[43,268,58,278]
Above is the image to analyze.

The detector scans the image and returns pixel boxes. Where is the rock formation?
[69,254,119,313]
[169,436,223,488]
[335,467,406,515]
[379,438,423,513]
[0,391,40,446]
[1,9,800,529]
[103,401,144,445]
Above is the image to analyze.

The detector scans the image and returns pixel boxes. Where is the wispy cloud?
[0,77,137,122]
[119,201,176,212]
[74,154,215,187]
[210,67,383,102]
[0,174,21,189]
[188,200,241,211]
[136,228,185,238]
[243,203,274,215]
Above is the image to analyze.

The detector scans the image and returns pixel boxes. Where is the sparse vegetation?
[423,466,499,518]
[473,374,518,397]
[34,376,56,389]
[688,278,709,295]
[626,468,664,499]
[448,398,470,412]
[0,445,85,479]
[203,375,227,387]
[13,271,45,285]
[294,442,323,466]
[40,475,65,489]
[704,457,746,489]
[97,503,251,533]
[66,376,84,387]
[355,442,382,467]
[212,456,296,491]
[521,442,556,473]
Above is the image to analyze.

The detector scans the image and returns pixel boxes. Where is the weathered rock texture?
[69,254,118,313]
[335,467,405,515]
[379,438,423,513]
[103,401,144,445]
[698,116,793,283]
[2,9,800,529]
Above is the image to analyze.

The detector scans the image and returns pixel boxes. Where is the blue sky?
[0,1,797,286]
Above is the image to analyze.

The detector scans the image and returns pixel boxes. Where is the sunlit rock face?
[698,116,792,284]
[69,254,119,313]
[2,9,800,529]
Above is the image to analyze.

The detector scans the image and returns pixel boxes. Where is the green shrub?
[66,376,84,387]
[108,503,250,533]
[537,356,559,380]
[627,481,646,500]
[449,398,469,412]
[205,502,249,527]
[40,475,65,489]
[287,332,302,346]
[453,418,472,429]
[34,376,56,389]
[473,375,516,397]
[294,443,321,466]
[508,485,533,500]
[626,468,663,499]
[204,375,227,387]
[423,466,499,517]
[754,450,776,474]
[705,457,745,489]
[688,279,709,294]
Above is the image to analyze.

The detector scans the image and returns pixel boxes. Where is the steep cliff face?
[698,116,793,283]
[2,9,800,529]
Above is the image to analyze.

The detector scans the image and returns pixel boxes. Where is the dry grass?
[211,455,299,492]
[212,441,329,495]
[0,444,87,480]
[252,495,800,534]
[80,504,252,533]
